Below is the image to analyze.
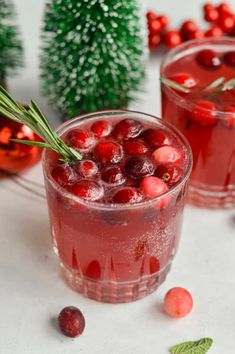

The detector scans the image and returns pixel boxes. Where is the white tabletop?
[1,1,235,353]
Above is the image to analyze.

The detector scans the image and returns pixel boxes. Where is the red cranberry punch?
[161,38,235,208]
[43,111,192,303]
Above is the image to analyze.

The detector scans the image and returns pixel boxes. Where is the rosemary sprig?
[160,77,190,93]
[204,76,225,92]
[0,86,82,163]
[208,77,235,99]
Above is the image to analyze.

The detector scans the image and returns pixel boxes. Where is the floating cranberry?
[113,119,143,141]
[112,187,143,204]
[155,164,183,187]
[168,73,197,89]
[152,146,183,165]
[140,176,168,199]
[224,105,235,128]
[164,31,182,48]
[143,128,172,149]
[163,287,193,318]
[70,180,103,201]
[224,51,235,67]
[124,139,149,156]
[219,15,235,33]
[58,306,85,338]
[204,8,219,23]
[124,156,155,179]
[67,129,95,150]
[74,159,98,178]
[196,49,222,69]
[148,33,161,50]
[91,120,111,138]
[191,100,217,126]
[94,141,123,164]
[101,165,126,185]
[205,26,223,37]
[52,164,76,188]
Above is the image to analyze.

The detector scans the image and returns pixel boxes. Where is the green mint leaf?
[205,76,225,91]
[169,337,213,354]
[160,77,190,94]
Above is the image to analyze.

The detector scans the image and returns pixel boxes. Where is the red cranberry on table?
[163,287,193,318]
[58,306,85,338]
[204,8,219,23]
[180,20,198,37]
[219,15,235,33]
[196,49,222,69]
[148,18,162,34]
[148,33,161,50]
[203,3,214,13]
[185,29,204,40]
[157,15,168,29]
[217,2,231,15]
[205,26,223,37]
[191,100,217,127]
[146,11,157,22]
[164,31,182,48]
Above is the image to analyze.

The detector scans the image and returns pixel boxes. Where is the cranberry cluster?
[148,2,235,51]
[51,118,185,205]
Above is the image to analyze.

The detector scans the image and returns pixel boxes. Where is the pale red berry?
[164,287,193,318]
[152,146,183,165]
[140,176,168,199]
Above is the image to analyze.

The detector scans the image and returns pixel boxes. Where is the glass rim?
[42,109,192,211]
[160,36,235,118]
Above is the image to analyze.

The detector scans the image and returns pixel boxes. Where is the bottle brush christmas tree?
[0,0,23,86]
[41,0,145,119]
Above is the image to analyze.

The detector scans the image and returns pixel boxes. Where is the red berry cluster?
[147,2,235,51]
[51,118,186,205]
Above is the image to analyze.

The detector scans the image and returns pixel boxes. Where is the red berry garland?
[147,2,235,51]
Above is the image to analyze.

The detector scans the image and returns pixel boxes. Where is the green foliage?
[41,0,145,119]
[0,0,23,78]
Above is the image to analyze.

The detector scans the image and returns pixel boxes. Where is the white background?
[1,0,235,353]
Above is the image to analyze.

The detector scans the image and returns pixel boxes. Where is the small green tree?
[41,0,145,119]
[0,0,23,85]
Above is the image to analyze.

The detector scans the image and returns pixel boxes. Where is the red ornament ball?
[0,116,42,176]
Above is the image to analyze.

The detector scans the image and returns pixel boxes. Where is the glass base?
[60,262,171,303]
[188,183,235,209]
